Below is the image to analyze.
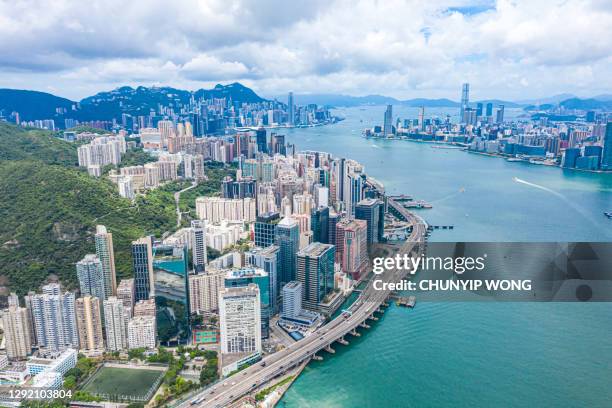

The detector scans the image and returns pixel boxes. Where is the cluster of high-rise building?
[367,84,612,172]
[4,88,336,135]
[2,118,387,380]
[77,134,127,176]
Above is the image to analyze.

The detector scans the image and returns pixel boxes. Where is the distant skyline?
[1,0,610,101]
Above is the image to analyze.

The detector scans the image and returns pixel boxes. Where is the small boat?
[604,211,612,219]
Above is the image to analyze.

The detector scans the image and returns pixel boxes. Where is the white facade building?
[219,284,261,355]
[127,316,156,350]
[195,197,256,224]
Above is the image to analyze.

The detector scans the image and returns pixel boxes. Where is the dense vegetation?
[179,162,237,215]
[0,122,78,165]
[64,126,110,135]
[118,147,157,167]
[0,122,237,295]
[0,161,175,294]
[255,375,295,401]
[0,123,175,294]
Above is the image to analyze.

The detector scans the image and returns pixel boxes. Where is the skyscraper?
[485,102,493,117]
[116,278,135,317]
[256,127,268,154]
[288,92,295,126]
[75,296,104,352]
[132,236,155,301]
[602,122,612,170]
[188,270,226,314]
[225,268,271,338]
[270,133,286,155]
[76,254,105,301]
[255,212,280,248]
[1,305,32,360]
[219,284,262,355]
[23,292,38,346]
[31,283,78,354]
[335,219,369,281]
[103,297,128,351]
[383,105,393,137]
[419,106,425,131]
[310,206,329,243]
[152,242,190,342]
[496,105,505,124]
[191,220,207,273]
[355,198,384,244]
[275,217,300,287]
[296,242,335,311]
[460,83,469,123]
[95,225,116,297]
[281,281,303,320]
[476,102,483,117]
[245,245,280,314]
[328,211,340,245]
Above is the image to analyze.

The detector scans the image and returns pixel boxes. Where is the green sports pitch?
[81,366,164,400]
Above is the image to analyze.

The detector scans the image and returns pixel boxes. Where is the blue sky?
[0,0,610,101]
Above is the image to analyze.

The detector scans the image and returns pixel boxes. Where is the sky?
[0,0,610,101]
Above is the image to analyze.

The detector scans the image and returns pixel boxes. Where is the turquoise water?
[278,106,612,407]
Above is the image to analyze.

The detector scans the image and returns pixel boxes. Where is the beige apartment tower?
[75,296,105,352]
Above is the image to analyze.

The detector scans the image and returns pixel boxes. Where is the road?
[174,181,198,227]
[178,198,427,408]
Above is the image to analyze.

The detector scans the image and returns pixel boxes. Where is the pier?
[396,296,416,308]
[427,225,454,230]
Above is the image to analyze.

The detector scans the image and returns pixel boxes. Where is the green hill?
[0,89,75,121]
[0,122,78,165]
[0,83,268,123]
[0,124,175,295]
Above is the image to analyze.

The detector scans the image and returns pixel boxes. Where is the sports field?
[81,366,164,400]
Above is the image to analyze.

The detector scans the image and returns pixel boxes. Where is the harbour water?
[278,106,612,407]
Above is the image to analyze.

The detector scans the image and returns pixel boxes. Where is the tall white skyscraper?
[103,297,128,351]
[31,283,78,354]
[191,220,207,273]
[1,305,32,360]
[95,225,117,297]
[76,254,105,300]
[219,284,261,355]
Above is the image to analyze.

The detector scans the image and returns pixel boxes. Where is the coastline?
[363,133,611,174]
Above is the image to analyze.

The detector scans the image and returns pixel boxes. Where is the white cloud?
[0,0,609,100]
[182,55,251,81]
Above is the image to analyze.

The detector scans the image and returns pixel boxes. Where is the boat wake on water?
[512,177,564,198]
[430,187,466,204]
[512,176,607,233]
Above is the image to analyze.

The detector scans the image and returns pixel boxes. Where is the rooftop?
[297,242,334,258]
